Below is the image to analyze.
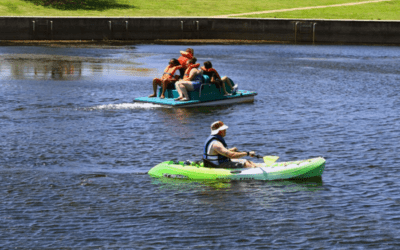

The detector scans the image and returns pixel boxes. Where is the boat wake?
[85,102,165,111]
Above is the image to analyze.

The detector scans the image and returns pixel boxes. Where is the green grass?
[243,1,400,20]
[0,0,398,20]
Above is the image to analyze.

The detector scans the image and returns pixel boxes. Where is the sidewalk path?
[214,0,391,18]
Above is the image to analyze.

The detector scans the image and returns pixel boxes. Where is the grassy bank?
[0,0,398,20]
[243,1,400,20]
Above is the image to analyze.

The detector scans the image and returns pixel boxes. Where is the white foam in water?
[88,103,165,110]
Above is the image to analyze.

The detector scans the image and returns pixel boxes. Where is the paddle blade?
[263,156,279,165]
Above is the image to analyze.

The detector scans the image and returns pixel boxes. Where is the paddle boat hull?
[148,157,326,181]
[134,83,257,107]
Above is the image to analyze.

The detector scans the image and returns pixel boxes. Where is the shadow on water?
[150,176,323,192]
[160,105,232,118]
[151,178,232,191]
[23,0,134,11]
[156,104,255,123]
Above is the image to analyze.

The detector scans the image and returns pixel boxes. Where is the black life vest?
[203,134,230,165]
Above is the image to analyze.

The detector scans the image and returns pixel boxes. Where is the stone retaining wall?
[0,17,399,44]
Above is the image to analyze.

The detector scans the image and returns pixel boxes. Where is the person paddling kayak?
[203,121,263,168]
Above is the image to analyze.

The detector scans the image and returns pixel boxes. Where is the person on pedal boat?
[201,61,238,96]
[148,58,182,99]
[178,48,194,76]
[174,57,202,101]
[203,121,262,168]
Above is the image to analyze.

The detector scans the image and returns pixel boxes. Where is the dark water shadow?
[23,0,134,11]
[151,176,324,192]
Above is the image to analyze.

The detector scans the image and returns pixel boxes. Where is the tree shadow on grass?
[23,0,134,11]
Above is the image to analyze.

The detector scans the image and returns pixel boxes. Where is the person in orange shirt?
[148,58,182,99]
[201,61,238,96]
[177,48,194,75]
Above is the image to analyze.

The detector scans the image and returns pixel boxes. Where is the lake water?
[1,43,400,249]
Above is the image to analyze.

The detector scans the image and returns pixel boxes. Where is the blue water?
[1,44,400,249]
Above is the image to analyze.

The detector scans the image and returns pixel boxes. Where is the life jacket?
[183,63,200,81]
[201,67,221,79]
[178,51,194,68]
[203,134,230,165]
[162,65,182,80]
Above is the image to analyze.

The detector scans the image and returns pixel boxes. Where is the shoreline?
[1,39,398,47]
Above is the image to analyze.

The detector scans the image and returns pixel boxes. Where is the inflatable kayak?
[148,157,326,181]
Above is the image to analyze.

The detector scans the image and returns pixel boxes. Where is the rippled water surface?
[1,44,400,249]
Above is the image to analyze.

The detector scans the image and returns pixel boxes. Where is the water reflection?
[159,106,233,123]
[151,176,323,192]
[0,53,155,80]
[15,59,82,80]
[151,177,232,191]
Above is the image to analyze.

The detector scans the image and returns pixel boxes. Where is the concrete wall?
[0,17,399,45]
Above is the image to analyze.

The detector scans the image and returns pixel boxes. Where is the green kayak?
[148,157,326,181]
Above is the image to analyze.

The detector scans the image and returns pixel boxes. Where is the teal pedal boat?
[134,84,257,108]
[148,157,326,181]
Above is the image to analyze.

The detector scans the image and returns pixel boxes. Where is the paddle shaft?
[242,150,279,164]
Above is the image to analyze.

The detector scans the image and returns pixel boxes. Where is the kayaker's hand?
[231,147,238,152]
[249,151,256,157]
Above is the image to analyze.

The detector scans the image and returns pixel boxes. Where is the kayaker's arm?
[229,147,238,152]
[213,142,254,159]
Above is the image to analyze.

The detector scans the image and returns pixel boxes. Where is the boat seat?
[199,83,222,97]
[203,159,225,168]
[199,75,222,97]
[158,80,228,100]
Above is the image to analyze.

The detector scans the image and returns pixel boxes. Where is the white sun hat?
[211,121,229,135]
